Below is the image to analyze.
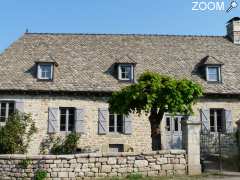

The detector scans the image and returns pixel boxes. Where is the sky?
[0,0,239,52]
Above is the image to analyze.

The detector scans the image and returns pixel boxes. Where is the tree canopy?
[109,71,203,119]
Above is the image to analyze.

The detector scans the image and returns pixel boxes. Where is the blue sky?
[0,0,239,52]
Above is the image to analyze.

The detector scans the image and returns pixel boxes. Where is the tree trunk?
[149,108,164,150]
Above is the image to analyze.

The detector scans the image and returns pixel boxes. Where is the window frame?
[206,66,221,82]
[0,101,15,123]
[118,64,133,81]
[59,107,75,132]
[109,113,124,133]
[37,63,54,81]
[165,115,185,132]
[209,108,224,133]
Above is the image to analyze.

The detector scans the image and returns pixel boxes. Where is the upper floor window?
[60,107,75,132]
[109,113,124,133]
[0,101,15,122]
[118,64,133,81]
[37,63,53,80]
[206,66,221,82]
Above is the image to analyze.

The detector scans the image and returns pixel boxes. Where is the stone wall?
[0,150,187,179]
[1,94,240,155]
[193,98,240,127]
[0,94,152,155]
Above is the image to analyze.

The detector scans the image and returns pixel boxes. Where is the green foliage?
[19,159,32,169]
[0,113,37,154]
[35,169,47,180]
[40,135,55,155]
[51,132,80,154]
[126,173,143,180]
[109,71,203,116]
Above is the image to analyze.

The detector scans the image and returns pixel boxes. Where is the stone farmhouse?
[1,17,240,155]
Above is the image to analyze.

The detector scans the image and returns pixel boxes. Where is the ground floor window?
[0,101,15,122]
[60,107,75,132]
[109,113,124,133]
[109,144,124,152]
[210,109,223,132]
[165,115,185,132]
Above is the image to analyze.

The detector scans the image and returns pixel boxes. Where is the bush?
[40,135,55,155]
[0,113,37,154]
[19,159,32,169]
[35,169,47,180]
[51,132,80,154]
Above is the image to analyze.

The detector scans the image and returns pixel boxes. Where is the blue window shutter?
[75,108,85,134]
[48,107,59,133]
[200,109,210,133]
[98,108,108,135]
[15,101,24,113]
[124,114,132,134]
[224,109,233,133]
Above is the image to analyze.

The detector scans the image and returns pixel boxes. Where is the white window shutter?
[200,109,210,133]
[75,108,85,134]
[15,101,24,113]
[124,114,132,134]
[98,108,109,135]
[224,109,233,133]
[48,107,59,133]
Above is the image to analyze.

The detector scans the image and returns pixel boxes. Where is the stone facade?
[194,98,240,156]
[193,98,240,126]
[0,150,187,179]
[0,94,152,155]
[0,94,240,155]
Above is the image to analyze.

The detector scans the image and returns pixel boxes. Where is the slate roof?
[0,33,240,94]
[201,56,224,65]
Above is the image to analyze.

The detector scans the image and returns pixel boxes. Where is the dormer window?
[118,64,133,81]
[206,66,221,82]
[37,63,53,80]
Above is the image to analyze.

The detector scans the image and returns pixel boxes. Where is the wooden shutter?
[124,114,132,134]
[98,108,108,135]
[48,107,59,133]
[200,109,210,133]
[15,101,24,113]
[75,108,85,134]
[224,109,233,133]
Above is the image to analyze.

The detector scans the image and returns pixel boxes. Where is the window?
[109,144,124,152]
[37,63,53,80]
[210,109,224,132]
[0,102,15,122]
[165,115,184,132]
[118,64,133,81]
[174,117,179,131]
[60,108,75,132]
[109,113,124,133]
[206,66,221,82]
[166,117,171,131]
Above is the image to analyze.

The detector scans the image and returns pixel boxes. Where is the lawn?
[99,173,224,180]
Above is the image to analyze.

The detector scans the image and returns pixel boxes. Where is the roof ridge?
[24,32,225,38]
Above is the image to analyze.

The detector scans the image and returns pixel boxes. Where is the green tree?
[108,71,203,150]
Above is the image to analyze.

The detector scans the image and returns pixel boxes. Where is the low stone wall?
[0,150,187,179]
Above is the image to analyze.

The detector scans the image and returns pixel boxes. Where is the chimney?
[227,17,240,44]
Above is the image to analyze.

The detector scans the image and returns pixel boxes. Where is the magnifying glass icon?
[227,0,238,12]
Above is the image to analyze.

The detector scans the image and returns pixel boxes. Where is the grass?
[98,172,224,180]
